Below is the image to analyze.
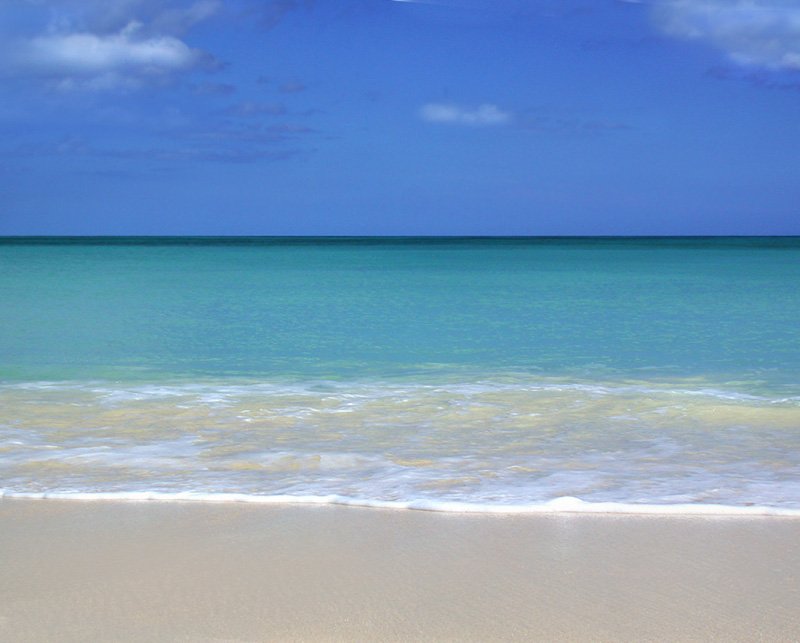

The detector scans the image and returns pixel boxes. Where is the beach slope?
[1,499,799,641]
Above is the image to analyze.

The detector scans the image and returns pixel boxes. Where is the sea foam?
[2,376,800,512]
[2,490,799,517]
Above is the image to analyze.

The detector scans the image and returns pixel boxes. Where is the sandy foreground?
[1,499,799,642]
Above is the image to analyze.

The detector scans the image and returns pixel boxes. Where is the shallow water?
[1,237,799,513]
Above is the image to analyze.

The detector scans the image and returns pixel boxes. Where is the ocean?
[1,237,799,514]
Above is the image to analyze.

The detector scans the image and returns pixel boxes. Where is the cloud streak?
[225,101,288,117]
[419,102,511,126]
[252,0,316,30]
[652,0,800,71]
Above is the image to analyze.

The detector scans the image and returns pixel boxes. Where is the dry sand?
[1,498,799,641]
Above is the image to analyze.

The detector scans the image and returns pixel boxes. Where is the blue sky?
[1,0,799,235]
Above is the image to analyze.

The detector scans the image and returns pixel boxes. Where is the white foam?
[4,376,800,513]
[1,490,798,517]
[3,377,797,406]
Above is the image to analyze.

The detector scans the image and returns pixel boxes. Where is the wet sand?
[1,499,799,641]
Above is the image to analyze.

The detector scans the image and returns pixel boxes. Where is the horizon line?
[2,234,799,239]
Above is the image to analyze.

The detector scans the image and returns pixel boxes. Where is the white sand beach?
[1,499,799,641]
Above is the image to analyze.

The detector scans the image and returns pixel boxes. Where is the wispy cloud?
[652,0,800,71]
[279,81,307,94]
[249,0,316,30]
[147,0,221,36]
[257,76,309,93]
[516,110,631,135]
[107,146,305,164]
[225,101,287,117]
[25,0,222,37]
[706,65,800,92]
[7,121,314,165]
[191,81,237,95]
[419,102,511,126]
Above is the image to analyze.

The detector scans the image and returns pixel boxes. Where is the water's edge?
[3,491,799,517]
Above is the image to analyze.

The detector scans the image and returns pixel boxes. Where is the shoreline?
[4,491,800,517]
[2,498,799,641]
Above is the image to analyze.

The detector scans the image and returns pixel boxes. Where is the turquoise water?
[1,237,799,512]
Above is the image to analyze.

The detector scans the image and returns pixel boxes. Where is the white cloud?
[653,0,800,71]
[3,1,220,90]
[22,23,202,74]
[419,103,511,126]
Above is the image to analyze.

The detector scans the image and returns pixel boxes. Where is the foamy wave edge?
[2,490,799,516]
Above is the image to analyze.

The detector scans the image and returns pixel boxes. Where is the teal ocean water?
[1,237,799,513]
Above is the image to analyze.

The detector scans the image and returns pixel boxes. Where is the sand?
[1,499,799,642]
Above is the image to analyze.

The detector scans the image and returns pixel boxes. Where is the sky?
[0,0,799,235]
